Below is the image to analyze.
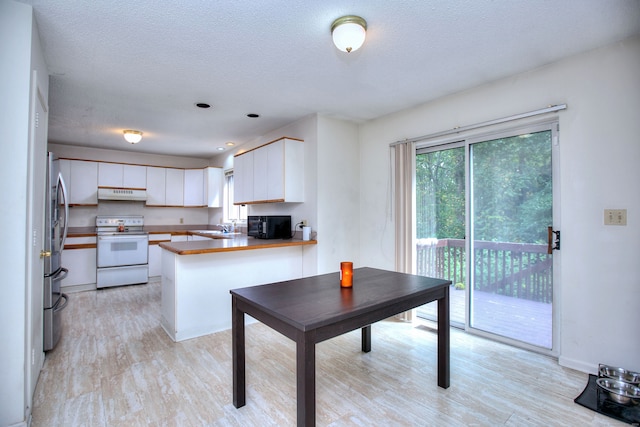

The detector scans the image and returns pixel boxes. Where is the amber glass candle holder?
[340,262,353,287]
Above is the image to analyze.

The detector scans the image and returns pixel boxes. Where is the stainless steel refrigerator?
[44,152,69,351]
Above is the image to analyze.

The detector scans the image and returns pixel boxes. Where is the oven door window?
[97,236,148,267]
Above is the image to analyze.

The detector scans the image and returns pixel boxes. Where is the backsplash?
[68,202,213,227]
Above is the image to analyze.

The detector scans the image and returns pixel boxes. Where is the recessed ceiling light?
[196,103,211,109]
[226,142,235,146]
[216,147,225,151]
[247,113,260,118]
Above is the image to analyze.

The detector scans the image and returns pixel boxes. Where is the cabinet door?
[98,162,123,187]
[165,168,184,206]
[123,164,147,188]
[267,139,285,201]
[183,169,204,206]
[253,147,268,202]
[148,244,162,277]
[234,152,253,204]
[207,167,223,207]
[61,248,96,286]
[70,160,98,204]
[146,167,166,205]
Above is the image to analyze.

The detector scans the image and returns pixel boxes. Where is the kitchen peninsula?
[159,236,317,342]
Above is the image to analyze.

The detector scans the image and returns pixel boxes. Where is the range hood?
[98,188,147,201]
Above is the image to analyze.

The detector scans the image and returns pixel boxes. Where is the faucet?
[216,224,229,233]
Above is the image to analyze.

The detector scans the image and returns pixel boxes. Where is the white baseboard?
[61,283,96,293]
[558,356,597,375]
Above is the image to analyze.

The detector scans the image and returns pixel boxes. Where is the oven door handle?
[98,235,148,241]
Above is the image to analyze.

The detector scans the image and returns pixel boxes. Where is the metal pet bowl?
[596,377,640,405]
[599,364,640,385]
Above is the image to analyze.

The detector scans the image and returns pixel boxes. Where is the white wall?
[316,116,360,274]
[359,36,640,373]
[0,1,45,425]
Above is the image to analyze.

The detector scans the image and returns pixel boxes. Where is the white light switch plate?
[604,209,627,226]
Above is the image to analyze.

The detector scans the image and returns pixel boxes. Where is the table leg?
[361,325,371,352]
[297,330,316,426]
[437,286,450,389]
[232,297,246,408]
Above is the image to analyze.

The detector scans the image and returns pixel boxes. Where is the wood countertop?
[159,236,317,255]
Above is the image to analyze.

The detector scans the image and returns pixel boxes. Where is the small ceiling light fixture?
[195,102,211,109]
[226,142,235,147]
[216,147,225,151]
[246,113,260,118]
[331,15,367,53]
[123,130,143,144]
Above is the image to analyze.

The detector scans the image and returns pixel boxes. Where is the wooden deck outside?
[416,238,553,349]
[417,285,552,348]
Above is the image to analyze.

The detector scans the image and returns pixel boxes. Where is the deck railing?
[416,238,552,303]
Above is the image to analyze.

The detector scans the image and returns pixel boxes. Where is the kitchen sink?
[189,230,241,236]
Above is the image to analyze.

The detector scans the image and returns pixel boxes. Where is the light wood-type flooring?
[32,279,621,426]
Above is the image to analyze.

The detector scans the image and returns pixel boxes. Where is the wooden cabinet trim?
[233,136,303,157]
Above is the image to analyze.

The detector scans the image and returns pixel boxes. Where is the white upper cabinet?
[98,162,146,188]
[165,168,184,206]
[123,165,146,188]
[183,169,205,207]
[234,150,253,204]
[233,137,303,204]
[267,138,286,201]
[98,162,120,187]
[146,166,166,206]
[60,159,98,205]
[147,166,212,207]
[207,167,223,208]
[252,147,268,202]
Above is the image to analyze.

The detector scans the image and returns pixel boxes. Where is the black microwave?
[247,215,292,239]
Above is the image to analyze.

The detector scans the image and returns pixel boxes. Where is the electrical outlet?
[604,209,626,226]
[180,218,184,224]
[300,219,307,228]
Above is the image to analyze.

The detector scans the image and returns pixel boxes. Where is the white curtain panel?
[393,141,416,321]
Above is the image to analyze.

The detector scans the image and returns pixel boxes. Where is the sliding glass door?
[469,127,554,349]
[415,144,466,326]
[416,122,557,352]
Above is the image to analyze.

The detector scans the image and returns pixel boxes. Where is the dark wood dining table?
[230,267,451,427]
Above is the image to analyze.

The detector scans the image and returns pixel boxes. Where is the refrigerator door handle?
[54,267,69,281]
[58,172,69,250]
[54,293,69,313]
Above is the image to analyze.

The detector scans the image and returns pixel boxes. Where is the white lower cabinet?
[149,234,171,277]
[61,236,97,290]
[148,245,162,277]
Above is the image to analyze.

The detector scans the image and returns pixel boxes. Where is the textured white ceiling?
[19,0,640,157]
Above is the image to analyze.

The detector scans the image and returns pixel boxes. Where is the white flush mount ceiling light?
[123,130,143,144]
[331,15,367,53]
